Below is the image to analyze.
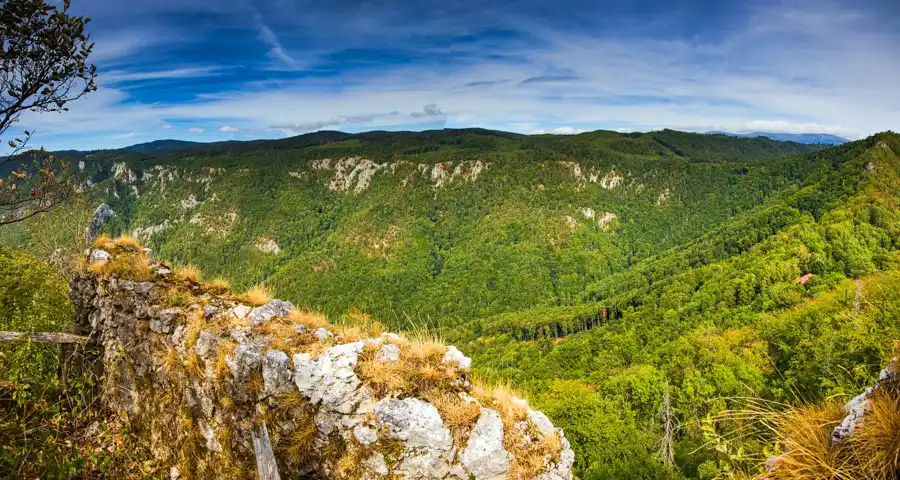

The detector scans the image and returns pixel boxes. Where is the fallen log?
[0,331,89,345]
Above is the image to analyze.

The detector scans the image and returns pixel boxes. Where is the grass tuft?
[205,277,231,293]
[174,265,201,283]
[753,399,848,480]
[287,308,329,330]
[238,284,273,306]
[850,392,900,477]
[113,234,142,251]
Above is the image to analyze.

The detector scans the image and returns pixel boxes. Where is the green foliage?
[2,129,899,478]
[0,247,71,381]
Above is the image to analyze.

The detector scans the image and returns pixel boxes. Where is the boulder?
[374,397,453,450]
[262,349,293,397]
[442,346,472,371]
[249,299,294,326]
[461,408,509,479]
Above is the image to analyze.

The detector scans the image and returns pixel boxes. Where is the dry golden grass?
[334,450,362,478]
[174,265,201,283]
[760,399,848,480]
[850,392,900,477]
[214,338,238,381]
[475,384,529,425]
[426,391,481,445]
[238,284,273,306]
[285,418,318,460]
[286,308,329,329]
[92,233,114,249]
[358,358,408,396]
[185,351,204,376]
[205,277,231,293]
[90,249,152,281]
[333,309,385,341]
[508,431,563,478]
[183,309,206,350]
[162,346,180,375]
[113,233,142,251]
[407,336,446,360]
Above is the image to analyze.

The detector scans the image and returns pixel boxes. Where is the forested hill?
[11,128,824,323]
[7,128,900,479]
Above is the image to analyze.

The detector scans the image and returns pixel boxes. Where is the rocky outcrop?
[832,357,900,443]
[87,203,113,239]
[72,242,574,479]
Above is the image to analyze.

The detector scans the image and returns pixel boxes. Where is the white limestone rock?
[363,452,390,478]
[197,419,222,452]
[375,343,401,363]
[249,299,294,326]
[394,449,452,479]
[89,249,111,264]
[832,388,872,443]
[374,397,452,450]
[232,304,252,320]
[528,409,556,435]
[293,342,367,414]
[354,425,378,445]
[314,327,333,341]
[262,349,293,397]
[537,433,575,480]
[226,344,262,381]
[461,408,509,479]
[150,308,181,334]
[442,346,472,370]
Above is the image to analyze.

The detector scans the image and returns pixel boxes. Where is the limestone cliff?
[71,235,574,479]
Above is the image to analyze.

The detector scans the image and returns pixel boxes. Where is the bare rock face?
[87,203,114,239]
[70,246,575,480]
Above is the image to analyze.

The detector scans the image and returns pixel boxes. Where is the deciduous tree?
[0,0,96,226]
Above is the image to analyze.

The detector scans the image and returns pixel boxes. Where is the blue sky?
[15,0,900,150]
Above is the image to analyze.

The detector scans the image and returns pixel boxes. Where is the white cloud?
[531,126,588,135]
[219,125,239,132]
[161,124,172,129]
[258,23,296,65]
[101,67,223,85]
[188,127,204,133]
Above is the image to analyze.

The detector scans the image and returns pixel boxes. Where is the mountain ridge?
[706,130,850,144]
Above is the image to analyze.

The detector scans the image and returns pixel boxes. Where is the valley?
[4,128,899,478]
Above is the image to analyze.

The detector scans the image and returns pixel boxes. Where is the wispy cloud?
[101,66,224,85]
[188,127,205,133]
[219,125,239,132]
[465,79,511,87]
[270,111,402,134]
[519,75,579,85]
[258,23,296,65]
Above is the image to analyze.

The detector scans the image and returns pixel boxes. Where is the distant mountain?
[707,131,849,145]
[123,139,205,153]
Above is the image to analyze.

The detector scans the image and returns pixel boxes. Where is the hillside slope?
[5,129,824,325]
[10,128,895,479]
